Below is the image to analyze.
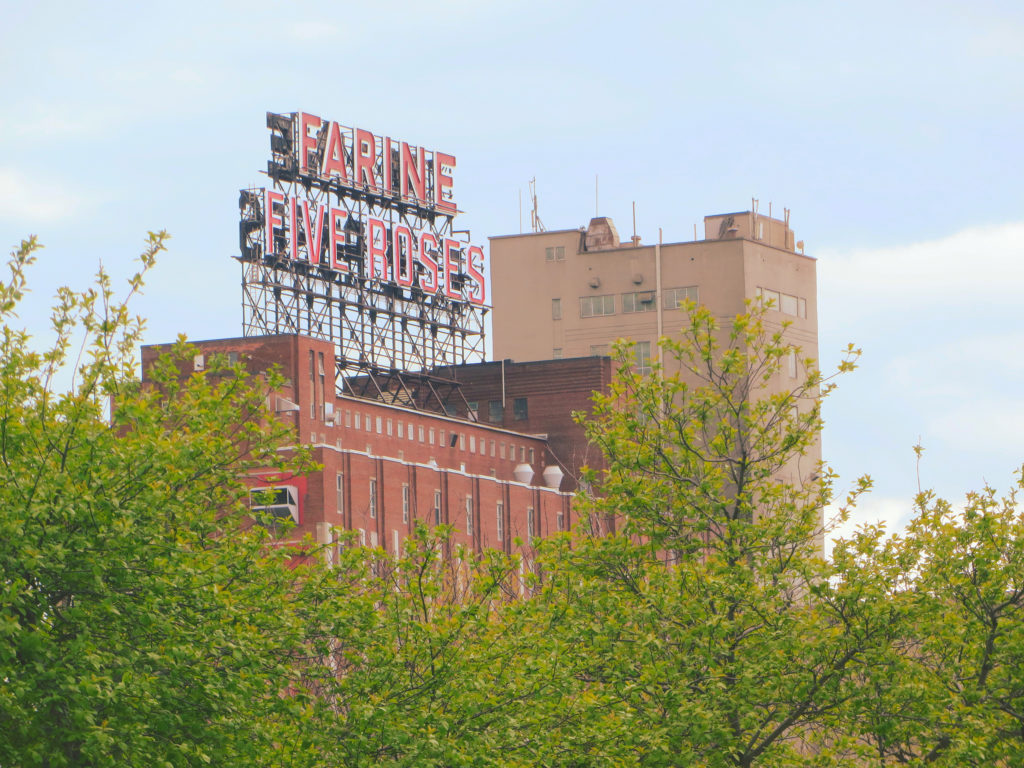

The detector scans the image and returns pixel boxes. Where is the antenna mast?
[529,177,546,233]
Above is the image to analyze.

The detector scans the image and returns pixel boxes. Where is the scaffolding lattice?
[237,112,488,414]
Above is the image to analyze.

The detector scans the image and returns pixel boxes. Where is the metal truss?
[237,113,488,414]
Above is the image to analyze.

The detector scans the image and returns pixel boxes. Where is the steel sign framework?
[238,112,488,412]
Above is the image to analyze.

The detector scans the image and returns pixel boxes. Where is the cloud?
[285,21,340,41]
[825,495,915,557]
[818,221,1024,318]
[0,168,83,223]
[927,397,1024,457]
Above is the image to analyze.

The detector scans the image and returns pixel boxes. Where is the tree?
[519,303,880,766]
[0,235,332,767]
[835,473,1024,765]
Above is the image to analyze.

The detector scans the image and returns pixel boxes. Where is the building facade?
[489,210,817,371]
[141,334,576,563]
[488,209,821,489]
[142,207,822,559]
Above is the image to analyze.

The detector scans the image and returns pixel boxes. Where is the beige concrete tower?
[488,208,821,495]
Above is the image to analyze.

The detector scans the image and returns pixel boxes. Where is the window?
[780,293,798,316]
[756,286,806,319]
[465,496,474,536]
[663,286,699,309]
[433,490,442,525]
[365,414,371,432]
[479,439,486,456]
[418,425,425,442]
[545,245,565,261]
[557,509,565,532]
[358,528,366,546]
[621,291,656,313]
[386,419,393,436]
[345,410,351,427]
[308,351,316,418]
[469,435,476,453]
[580,294,615,317]
[336,472,344,514]
[228,351,239,365]
[758,287,781,309]
[393,529,400,555]
[552,348,563,359]
[490,440,496,457]
[519,446,526,462]
[635,341,653,376]
[526,507,535,543]
[590,344,609,356]
[513,397,528,420]
[318,352,325,418]
[440,430,446,447]
[488,400,503,423]
[375,416,382,434]
[500,442,506,459]
[354,412,361,429]
[398,421,404,438]
[249,485,299,525]
[459,433,465,450]
[787,348,798,378]
[369,478,377,519]
[551,298,562,320]
[467,401,478,421]
[529,447,535,463]
[429,427,436,445]
[402,484,410,523]
[496,501,504,543]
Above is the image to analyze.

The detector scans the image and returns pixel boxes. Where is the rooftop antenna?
[752,197,759,214]
[529,178,545,233]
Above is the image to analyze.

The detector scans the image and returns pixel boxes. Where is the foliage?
[5,234,1024,768]
[836,476,1024,765]
[0,235,322,767]
[521,303,875,767]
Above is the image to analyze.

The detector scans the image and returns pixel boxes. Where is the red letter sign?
[354,129,377,191]
[465,245,486,305]
[434,152,456,214]
[297,112,322,173]
[329,207,349,272]
[265,189,285,256]
[367,217,388,281]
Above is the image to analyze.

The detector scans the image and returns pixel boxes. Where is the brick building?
[141,333,585,562]
[143,206,821,559]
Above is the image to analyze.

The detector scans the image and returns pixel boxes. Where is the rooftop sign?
[243,112,485,306]
[238,112,488,382]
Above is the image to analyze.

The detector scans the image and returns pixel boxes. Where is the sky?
[2,0,1022,546]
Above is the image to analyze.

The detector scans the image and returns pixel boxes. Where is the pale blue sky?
[2,0,1022,541]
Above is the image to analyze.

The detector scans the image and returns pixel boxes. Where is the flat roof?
[489,228,582,241]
